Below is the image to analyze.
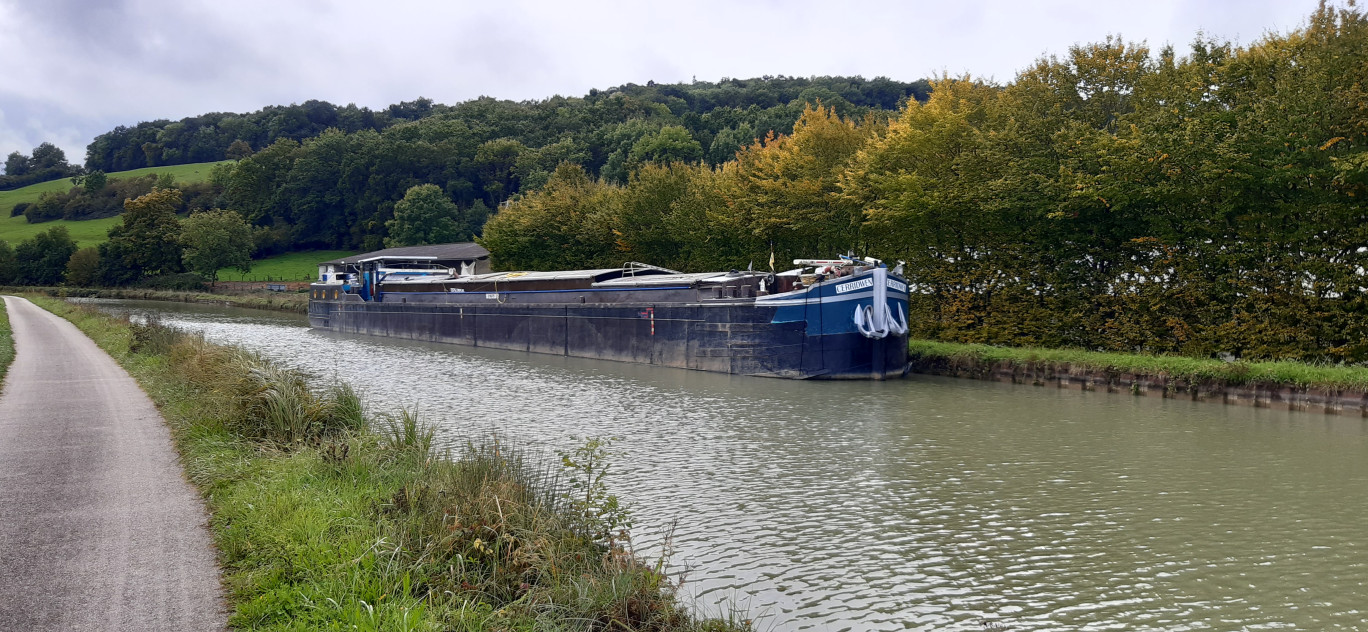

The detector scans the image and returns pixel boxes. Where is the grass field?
[222,250,356,282]
[0,161,228,247]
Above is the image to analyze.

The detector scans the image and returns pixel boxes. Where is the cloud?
[0,0,1326,167]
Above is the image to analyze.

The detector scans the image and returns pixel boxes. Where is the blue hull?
[309,269,910,380]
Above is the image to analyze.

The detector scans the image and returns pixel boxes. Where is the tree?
[226,139,253,160]
[93,240,140,287]
[384,184,467,247]
[5,151,30,176]
[109,187,184,277]
[0,239,16,284]
[729,104,873,261]
[30,142,68,170]
[474,138,527,204]
[82,170,107,194]
[64,247,101,287]
[180,209,255,285]
[478,163,620,270]
[141,142,163,167]
[626,125,704,169]
[14,226,78,285]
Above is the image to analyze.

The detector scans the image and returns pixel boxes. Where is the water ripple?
[87,300,1368,632]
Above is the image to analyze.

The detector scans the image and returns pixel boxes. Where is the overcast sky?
[0,0,1324,165]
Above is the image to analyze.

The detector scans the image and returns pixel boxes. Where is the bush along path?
[29,295,751,632]
[0,296,226,631]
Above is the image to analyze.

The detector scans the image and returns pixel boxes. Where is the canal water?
[88,299,1368,631]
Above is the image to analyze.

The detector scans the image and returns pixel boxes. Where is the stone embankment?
[908,356,1368,417]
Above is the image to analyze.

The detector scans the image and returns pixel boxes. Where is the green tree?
[479,163,619,270]
[30,142,68,170]
[14,226,78,285]
[109,187,184,277]
[626,125,704,169]
[0,239,16,284]
[384,184,467,247]
[474,138,527,204]
[64,247,101,287]
[180,209,255,285]
[225,139,253,160]
[4,151,30,176]
[82,170,107,194]
[94,240,140,287]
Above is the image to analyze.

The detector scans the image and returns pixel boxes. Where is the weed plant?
[28,296,750,632]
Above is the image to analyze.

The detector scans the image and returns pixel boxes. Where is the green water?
[90,299,1368,631]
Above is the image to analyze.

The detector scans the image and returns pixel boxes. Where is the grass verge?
[908,339,1368,390]
[0,297,12,384]
[30,296,747,631]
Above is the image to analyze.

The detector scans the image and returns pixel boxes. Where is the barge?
[308,243,910,379]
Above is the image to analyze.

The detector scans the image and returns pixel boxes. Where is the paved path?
[0,296,226,631]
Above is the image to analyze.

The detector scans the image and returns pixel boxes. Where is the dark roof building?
[322,243,490,266]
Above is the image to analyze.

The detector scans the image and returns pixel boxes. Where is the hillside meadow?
[223,250,355,282]
[0,161,227,248]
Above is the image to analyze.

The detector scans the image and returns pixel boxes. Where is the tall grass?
[29,295,749,632]
[0,298,12,384]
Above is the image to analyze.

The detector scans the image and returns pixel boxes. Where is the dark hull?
[308,297,908,379]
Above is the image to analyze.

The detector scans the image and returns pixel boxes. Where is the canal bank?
[26,286,1368,415]
[2,285,308,313]
[26,296,750,632]
[908,340,1368,417]
[79,297,1368,631]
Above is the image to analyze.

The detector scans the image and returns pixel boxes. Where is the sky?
[0,0,1326,167]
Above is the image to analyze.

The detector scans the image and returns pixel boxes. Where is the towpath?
[0,296,226,631]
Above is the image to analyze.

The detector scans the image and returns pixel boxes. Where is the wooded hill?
[79,76,928,255]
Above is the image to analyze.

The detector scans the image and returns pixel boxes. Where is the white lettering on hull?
[835,278,874,294]
[836,277,908,294]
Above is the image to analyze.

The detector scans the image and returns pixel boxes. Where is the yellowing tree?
[727,104,874,263]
